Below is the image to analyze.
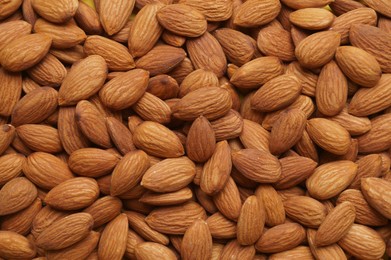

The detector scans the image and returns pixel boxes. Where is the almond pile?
[1,0,391,259]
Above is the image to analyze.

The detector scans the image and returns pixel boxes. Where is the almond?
[316,60,348,116]
[99,69,149,110]
[157,4,206,37]
[350,24,391,73]
[212,177,242,221]
[220,239,256,260]
[210,109,243,141]
[0,33,51,72]
[181,219,213,260]
[239,119,270,152]
[357,113,391,153]
[98,213,128,260]
[172,87,232,121]
[206,212,237,239]
[0,177,37,216]
[46,231,100,260]
[133,92,172,124]
[255,223,306,253]
[0,68,22,117]
[255,185,285,227]
[237,196,264,245]
[232,149,281,183]
[230,56,284,89]
[186,32,227,77]
[338,224,386,259]
[295,31,341,69]
[337,189,388,226]
[106,117,136,155]
[361,177,391,219]
[82,196,122,229]
[84,35,135,71]
[133,121,184,158]
[128,3,164,58]
[0,231,36,259]
[306,118,351,155]
[0,153,24,186]
[179,0,232,22]
[68,148,119,177]
[74,1,103,35]
[362,0,391,19]
[269,246,314,260]
[281,0,333,9]
[31,206,69,239]
[349,74,391,117]
[34,18,86,49]
[289,8,334,30]
[125,211,170,245]
[275,156,318,189]
[307,229,348,260]
[50,45,86,64]
[125,230,144,259]
[315,202,356,246]
[147,74,179,100]
[44,177,99,210]
[135,242,176,260]
[145,201,207,234]
[269,109,306,155]
[141,156,194,192]
[234,0,281,27]
[140,187,193,206]
[0,20,32,50]
[285,61,318,97]
[350,154,382,189]
[27,53,67,87]
[283,196,326,228]
[251,75,302,112]
[327,106,371,136]
[35,212,93,250]
[179,69,219,98]
[306,160,357,200]
[31,0,78,23]
[11,87,58,127]
[16,124,62,153]
[23,152,74,190]
[186,116,216,163]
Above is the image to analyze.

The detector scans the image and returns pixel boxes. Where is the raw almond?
[145,201,207,234]
[206,212,237,239]
[44,177,99,210]
[0,20,32,50]
[269,246,314,260]
[35,212,93,250]
[181,219,213,260]
[255,185,285,226]
[269,109,307,155]
[285,61,318,97]
[83,196,122,228]
[362,0,391,18]
[281,0,333,9]
[357,113,391,153]
[84,35,135,71]
[327,106,371,136]
[232,149,281,183]
[0,33,51,72]
[306,118,351,155]
[210,109,243,141]
[133,121,184,158]
[306,160,357,200]
[237,196,264,245]
[31,0,78,23]
[316,60,348,116]
[172,87,232,121]
[99,69,149,110]
[140,187,193,206]
[350,154,382,189]
[142,156,195,192]
[16,124,62,153]
[0,177,37,216]
[234,0,281,27]
[315,202,356,246]
[147,74,180,100]
[230,56,284,89]
[179,69,219,98]
[74,1,103,35]
[179,0,232,22]
[295,31,341,69]
[27,53,67,87]
[239,119,270,152]
[106,117,136,155]
[0,68,22,117]
[283,196,326,228]
[255,223,306,253]
[133,92,172,124]
[289,8,334,30]
[0,153,24,186]
[98,213,128,260]
[23,152,74,190]
[220,239,256,260]
[361,177,391,219]
[307,229,348,260]
[135,242,176,260]
[0,231,36,259]
[212,177,242,221]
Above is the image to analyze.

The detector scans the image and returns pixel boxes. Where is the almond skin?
[361,177,391,219]
[99,0,134,35]
[338,224,386,260]
[295,31,341,69]
[133,121,184,158]
[99,69,149,111]
[106,117,136,155]
[212,177,242,221]
[251,75,302,112]
[0,20,32,50]
[0,33,51,72]
[181,219,213,260]
[306,118,351,155]
[283,196,327,228]
[255,185,285,227]
[269,109,307,155]
[68,148,120,178]
[98,213,128,260]
[357,113,391,153]
[232,149,281,183]
[289,8,334,30]
[234,0,281,27]
[157,4,207,37]
[31,0,78,23]
[306,161,357,200]
[0,231,36,259]
[239,119,270,153]
[0,177,37,216]
[16,124,62,153]
[335,46,381,88]
[0,153,25,186]
[315,202,356,246]
[23,152,74,190]
[172,87,232,121]
[44,177,99,210]
[132,92,172,124]
[11,87,58,127]
[237,196,264,246]
[179,0,232,22]
[255,223,306,253]
[35,212,94,251]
